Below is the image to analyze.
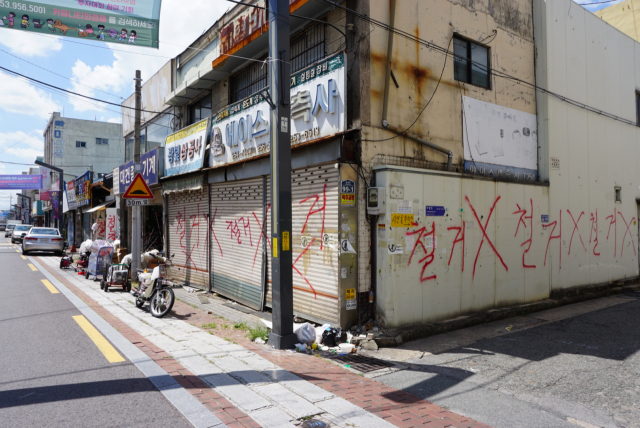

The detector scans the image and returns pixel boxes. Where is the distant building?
[594,1,640,42]
[43,112,125,181]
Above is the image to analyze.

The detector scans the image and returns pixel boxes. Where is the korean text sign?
[115,147,162,194]
[0,175,42,190]
[66,180,76,210]
[74,171,91,207]
[209,52,346,168]
[164,118,208,177]
[0,0,162,48]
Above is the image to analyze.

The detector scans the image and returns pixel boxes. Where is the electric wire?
[315,0,639,128]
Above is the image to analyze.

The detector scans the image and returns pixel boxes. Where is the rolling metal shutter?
[266,164,340,324]
[210,177,266,310]
[167,189,209,289]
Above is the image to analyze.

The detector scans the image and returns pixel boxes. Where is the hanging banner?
[209,52,346,168]
[39,191,51,201]
[0,0,162,49]
[0,175,42,190]
[66,180,77,210]
[106,207,119,242]
[50,190,60,220]
[39,167,51,190]
[74,171,91,207]
[164,118,208,177]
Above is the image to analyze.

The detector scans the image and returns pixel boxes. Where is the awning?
[162,173,204,195]
[84,200,115,213]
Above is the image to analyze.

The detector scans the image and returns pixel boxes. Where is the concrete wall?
[593,0,640,43]
[374,167,550,327]
[535,0,640,290]
[361,0,536,167]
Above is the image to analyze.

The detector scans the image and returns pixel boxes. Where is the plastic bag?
[321,328,339,347]
[295,322,316,344]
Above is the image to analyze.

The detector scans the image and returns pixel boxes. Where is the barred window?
[290,20,327,73]
[229,57,268,104]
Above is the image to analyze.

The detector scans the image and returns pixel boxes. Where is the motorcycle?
[130,254,175,318]
[59,243,73,269]
[76,251,90,269]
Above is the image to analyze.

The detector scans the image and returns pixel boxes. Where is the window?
[615,186,621,203]
[76,141,86,148]
[188,95,212,125]
[229,59,268,103]
[146,114,172,153]
[453,36,490,89]
[96,138,109,145]
[290,20,327,73]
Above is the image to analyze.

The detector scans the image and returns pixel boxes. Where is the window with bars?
[290,20,327,73]
[228,19,327,103]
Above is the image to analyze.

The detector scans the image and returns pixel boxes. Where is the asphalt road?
[0,240,193,428]
[374,292,640,428]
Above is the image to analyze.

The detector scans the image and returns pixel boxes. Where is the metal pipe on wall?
[381,0,396,124]
[382,120,453,171]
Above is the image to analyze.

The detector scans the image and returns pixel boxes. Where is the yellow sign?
[273,238,278,258]
[341,194,355,205]
[123,173,154,199]
[283,231,290,251]
[390,213,414,228]
[165,118,209,144]
[346,288,355,300]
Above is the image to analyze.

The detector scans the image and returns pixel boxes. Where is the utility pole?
[267,0,297,350]
[132,70,142,274]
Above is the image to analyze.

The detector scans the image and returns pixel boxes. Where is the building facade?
[118,0,640,330]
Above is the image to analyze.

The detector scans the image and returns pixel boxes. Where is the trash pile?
[292,322,356,355]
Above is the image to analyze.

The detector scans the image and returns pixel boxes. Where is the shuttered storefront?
[167,188,209,289]
[266,164,341,325]
[209,177,266,310]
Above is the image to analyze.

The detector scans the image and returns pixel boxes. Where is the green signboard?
[0,0,162,48]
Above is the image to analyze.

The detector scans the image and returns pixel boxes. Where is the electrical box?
[367,187,385,215]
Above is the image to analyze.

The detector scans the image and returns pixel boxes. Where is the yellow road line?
[20,256,26,260]
[41,279,60,294]
[72,315,125,363]
[28,264,37,271]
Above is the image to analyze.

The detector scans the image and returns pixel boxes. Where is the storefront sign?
[74,171,91,207]
[0,175,43,190]
[115,147,163,194]
[219,0,266,57]
[106,208,119,242]
[40,191,50,201]
[164,119,208,177]
[66,180,77,210]
[0,0,163,49]
[210,52,346,168]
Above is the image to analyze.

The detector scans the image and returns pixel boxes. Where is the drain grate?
[329,354,395,373]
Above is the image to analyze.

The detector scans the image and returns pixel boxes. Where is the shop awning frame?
[84,201,115,213]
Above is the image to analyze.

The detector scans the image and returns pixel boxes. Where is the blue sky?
[0,0,627,211]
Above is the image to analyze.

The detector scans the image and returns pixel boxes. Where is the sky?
[0,0,627,211]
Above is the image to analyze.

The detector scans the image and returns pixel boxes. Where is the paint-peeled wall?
[374,167,551,327]
[534,0,640,290]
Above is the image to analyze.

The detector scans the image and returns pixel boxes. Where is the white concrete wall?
[535,0,640,289]
[374,167,550,327]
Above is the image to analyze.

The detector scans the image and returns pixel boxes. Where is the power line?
[0,47,123,101]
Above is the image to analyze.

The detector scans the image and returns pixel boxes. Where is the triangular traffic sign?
[123,173,154,199]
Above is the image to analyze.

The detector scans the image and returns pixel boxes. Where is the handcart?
[85,245,114,281]
[101,263,131,293]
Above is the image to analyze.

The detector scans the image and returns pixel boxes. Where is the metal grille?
[229,58,268,103]
[290,21,327,73]
[329,354,395,373]
[266,164,340,325]
[369,154,462,173]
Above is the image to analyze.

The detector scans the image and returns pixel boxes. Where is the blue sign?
[425,206,446,216]
[54,121,65,127]
[0,175,43,190]
[463,161,537,183]
[118,148,162,194]
[341,179,355,194]
[54,130,62,138]
[541,215,549,223]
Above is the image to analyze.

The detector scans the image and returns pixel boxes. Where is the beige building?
[594,0,640,42]
[120,0,640,331]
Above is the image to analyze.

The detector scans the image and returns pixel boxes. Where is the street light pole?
[34,160,63,229]
[267,0,297,350]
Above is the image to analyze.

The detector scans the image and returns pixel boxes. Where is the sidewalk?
[36,256,491,428]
